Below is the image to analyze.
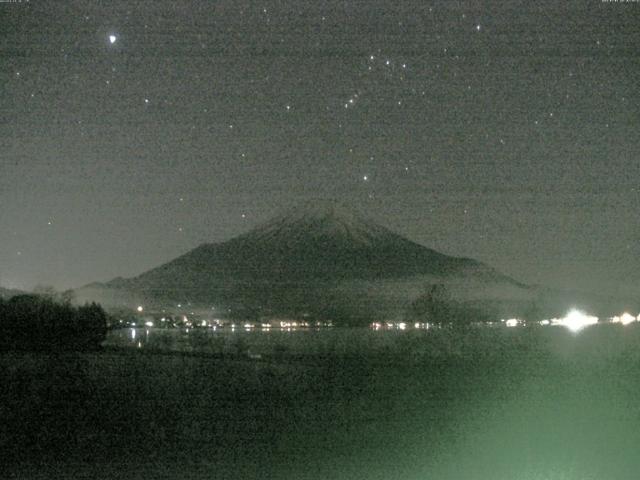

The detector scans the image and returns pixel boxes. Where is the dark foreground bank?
[2,325,640,480]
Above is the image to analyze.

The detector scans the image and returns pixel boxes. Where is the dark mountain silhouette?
[77,201,529,322]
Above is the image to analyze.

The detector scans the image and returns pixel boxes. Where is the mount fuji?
[77,201,530,322]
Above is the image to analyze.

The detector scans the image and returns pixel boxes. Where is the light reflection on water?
[104,323,640,361]
[107,326,407,356]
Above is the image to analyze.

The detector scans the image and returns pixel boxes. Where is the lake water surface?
[6,324,640,480]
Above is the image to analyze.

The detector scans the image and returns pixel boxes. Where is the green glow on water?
[5,325,640,479]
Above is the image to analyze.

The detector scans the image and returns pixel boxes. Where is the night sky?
[1,1,639,296]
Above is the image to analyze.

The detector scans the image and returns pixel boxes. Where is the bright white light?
[137,305,143,312]
[559,309,598,333]
[109,35,117,44]
[612,312,636,326]
[145,321,154,327]
[397,322,406,330]
[539,319,550,326]
[505,318,519,328]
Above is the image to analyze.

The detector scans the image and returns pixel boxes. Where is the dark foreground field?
[3,325,640,479]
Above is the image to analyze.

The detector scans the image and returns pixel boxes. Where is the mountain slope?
[116,201,515,286]
[78,201,526,319]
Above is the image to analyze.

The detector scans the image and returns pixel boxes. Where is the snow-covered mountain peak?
[238,200,398,247]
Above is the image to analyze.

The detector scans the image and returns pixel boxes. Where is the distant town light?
[611,312,636,325]
[559,309,598,333]
[145,321,154,327]
[505,318,519,328]
[137,306,143,312]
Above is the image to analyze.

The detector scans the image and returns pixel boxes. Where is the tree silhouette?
[407,284,452,324]
[0,294,108,351]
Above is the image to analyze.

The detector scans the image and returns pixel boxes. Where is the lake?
[4,323,640,479]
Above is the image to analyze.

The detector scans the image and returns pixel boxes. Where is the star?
[109,34,117,44]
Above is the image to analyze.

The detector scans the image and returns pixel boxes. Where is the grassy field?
[3,324,640,479]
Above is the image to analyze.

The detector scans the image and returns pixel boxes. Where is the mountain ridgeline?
[78,202,529,323]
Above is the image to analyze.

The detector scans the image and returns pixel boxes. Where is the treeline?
[0,294,108,351]
[404,284,495,325]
